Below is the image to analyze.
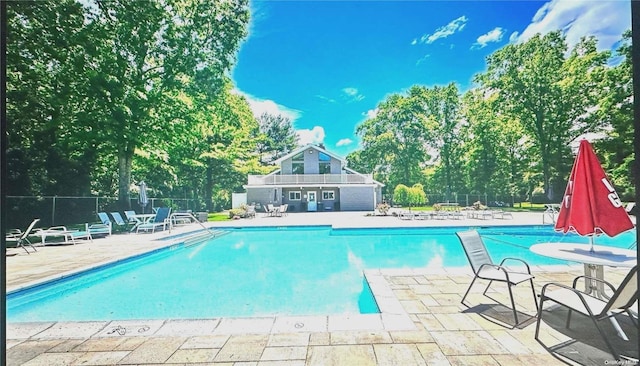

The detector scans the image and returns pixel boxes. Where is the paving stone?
[394,289,420,300]
[260,346,307,361]
[327,314,383,331]
[381,313,416,331]
[389,330,434,343]
[155,318,220,336]
[257,361,305,366]
[409,284,435,295]
[431,330,509,355]
[492,353,568,365]
[416,314,446,331]
[487,329,534,355]
[33,321,107,339]
[433,313,483,331]
[330,331,393,345]
[73,350,130,365]
[20,351,84,366]
[47,338,86,352]
[418,295,440,307]
[447,355,500,365]
[214,334,268,362]
[6,322,55,339]
[375,343,429,365]
[267,333,310,347]
[431,293,463,306]
[180,334,230,349]
[214,317,274,334]
[306,345,377,366]
[73,337,129,352]
[376,297,406,314]
[390,276,420,285]
[272,316,326,333]
[94,319,164,337]
[308,332,331,346]
[5,339,65,366]
[415,343,451,366]
[118,336,186,364]
[165,347,220,363]
[113,336,147,351]
[401,299,431,313]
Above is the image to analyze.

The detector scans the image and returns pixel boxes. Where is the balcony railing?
[247,174,374,186]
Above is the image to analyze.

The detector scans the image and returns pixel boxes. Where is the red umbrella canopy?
[555,139,634,237]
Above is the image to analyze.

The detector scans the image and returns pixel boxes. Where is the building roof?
[273,144,346,165]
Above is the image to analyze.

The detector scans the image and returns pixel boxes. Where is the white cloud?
[342,87,365,102]
[232,89,301,121]
[316,95,336,103]
[515,0,630,51]
[509,31,519,43]
[473,27,504,49]
[414,15,468,45]
[297,126,325,145]
[416,54,431,66]
[364,108,378,119]
[336,138,353,147]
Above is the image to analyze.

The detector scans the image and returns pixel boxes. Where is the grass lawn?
[208,212,231,221]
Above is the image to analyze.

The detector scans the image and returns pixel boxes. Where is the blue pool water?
[7,225,636,322]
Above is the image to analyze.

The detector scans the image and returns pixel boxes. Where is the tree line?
[6,2,633,212]
[6,0,297,211]
[347,31,633,203]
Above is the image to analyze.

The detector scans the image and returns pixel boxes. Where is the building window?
[319,162,331,174]
[318,152,331,174]
[289,191,301,200]
[292,163,304,174]
[292,152,304,174]
[322,191,335,200]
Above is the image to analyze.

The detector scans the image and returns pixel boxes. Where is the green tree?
[82,0,250,208]
[393,184,410,207]
[417,83,464,199]
[6,1,95,196]
[256,112,299,163]
[476,31,610,201]
[355,87,438,190]
[594,30,634,200]
[409,183,427,206]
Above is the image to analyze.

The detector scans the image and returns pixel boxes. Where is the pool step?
[183,229,229,247]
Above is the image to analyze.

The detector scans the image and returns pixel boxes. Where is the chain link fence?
[5,196,200,230]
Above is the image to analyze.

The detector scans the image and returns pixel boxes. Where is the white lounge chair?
[6,218,40,254]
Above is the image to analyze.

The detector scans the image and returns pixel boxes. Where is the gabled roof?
[273,144,346,165]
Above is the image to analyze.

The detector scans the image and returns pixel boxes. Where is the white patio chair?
[456,230,538,326]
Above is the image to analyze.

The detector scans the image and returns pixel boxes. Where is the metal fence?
[421,194,524,208]
[5,196,200,230]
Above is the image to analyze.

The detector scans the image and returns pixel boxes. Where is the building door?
[307,191,317,211]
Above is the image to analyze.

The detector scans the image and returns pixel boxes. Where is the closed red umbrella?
[555,139,634,251]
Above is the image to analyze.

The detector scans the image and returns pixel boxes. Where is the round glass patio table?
[530,243,637,269]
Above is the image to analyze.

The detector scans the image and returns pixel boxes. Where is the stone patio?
[5,210,639,365]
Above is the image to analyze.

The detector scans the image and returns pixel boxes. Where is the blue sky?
[232,0,631,157]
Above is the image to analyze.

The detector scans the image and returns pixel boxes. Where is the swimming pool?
[7,225,636,322]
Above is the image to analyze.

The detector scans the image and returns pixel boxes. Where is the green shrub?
[393,184,410,206]
[228,208,247,218]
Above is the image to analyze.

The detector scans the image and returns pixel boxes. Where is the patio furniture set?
[457,229,638,361]
[6,208,202,253]
[397,203,513,221]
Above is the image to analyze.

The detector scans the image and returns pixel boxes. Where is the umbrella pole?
[589,236,595,253]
